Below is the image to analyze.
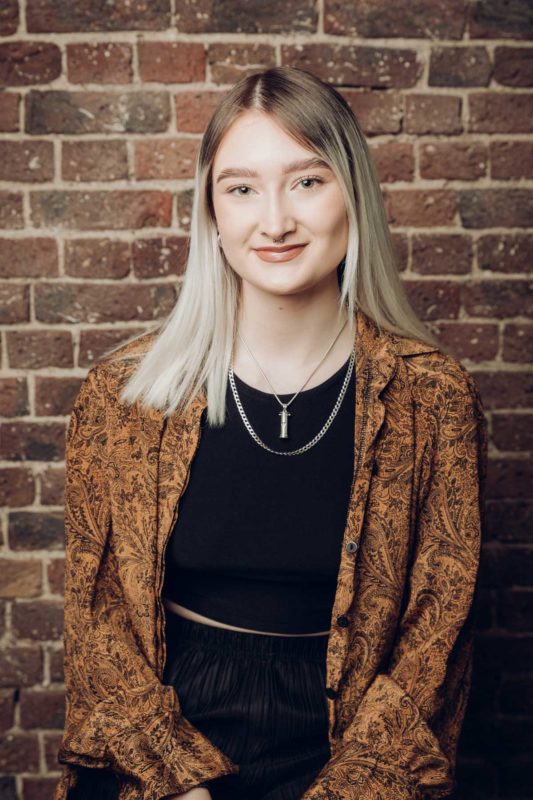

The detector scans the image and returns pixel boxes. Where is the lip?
[253,244,308,263]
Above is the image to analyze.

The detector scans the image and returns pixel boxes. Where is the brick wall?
[0,1,532,797]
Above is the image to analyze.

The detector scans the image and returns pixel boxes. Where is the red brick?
[176,0,316,33]
[429,46,491,87]
[405,94,462,135]
[487,458,532,500]
[282,44,421,89]
[8,511,65,551]
[0,42,60,87]
[0,238,58,279]
[492,414,533,452]
[503,324,533,363]
[369,142,414,183]
[494,47,533,87]
[0,646,42,687]
[464,279,532,318]
[40,467,65,506]
[138,41,205,83]
[133,138,199,180]
[35,282,175,323]
[207,43,276,84]
[420,141,487,181]
[0,561,42,599]
[0,469,35,507]
[412,234,472,275]
[485,501,533,541]
[0,0,18,36]
[430,322,498,361]
[23,778,57,800]
[0,93,20,132]
[30,190,172,230]
[47,559,64,595]
[1,422,65,462]
[12,600,63,641]
[35,377,83,416]
[0,379,28,416]
[384,190,457,227]
[478,234,533,274]
[26,90,170,134]
[62,140,128,182]
[78,327,146,367]
[0,192,24,229]
[0,283,29,323]
[6,331,72,369]
[26,0,170,32]
[176,90,227,133]
[460,190,533,229]
[66,42,132,84]
[0,690,15,731]
[472,371,533,410]
[470,0,533,39]
[49,649,64,683]
[490,141,533,180]
[342,90,403,136]
[64,238,131,279]
[0,733,39,773]
[132,237,188,278]
[469,93,533,133]
[403,279,461,320]
[20,689,65,729]
[391,233,408,272]
[324,0,467,38]
[177,188,193,231]
[43,732,63,770]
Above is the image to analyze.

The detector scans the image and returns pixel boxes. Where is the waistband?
[165,608,330,663]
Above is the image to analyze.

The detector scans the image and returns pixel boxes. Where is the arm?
[301,369,487,800]
[55,367,237,800]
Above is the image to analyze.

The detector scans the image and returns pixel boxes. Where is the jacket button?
[325,686,337,699]
[336,614,350,628]
[346,540,358,554]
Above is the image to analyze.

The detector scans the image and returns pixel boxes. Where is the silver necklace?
[228,321,356,456]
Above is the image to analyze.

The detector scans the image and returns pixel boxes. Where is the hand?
[163,788,212,799]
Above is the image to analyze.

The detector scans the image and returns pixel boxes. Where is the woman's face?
[211,110,349,298]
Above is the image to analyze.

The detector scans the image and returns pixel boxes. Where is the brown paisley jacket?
[54,310,487,800]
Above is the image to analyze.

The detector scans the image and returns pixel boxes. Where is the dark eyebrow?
[215,157,332,184]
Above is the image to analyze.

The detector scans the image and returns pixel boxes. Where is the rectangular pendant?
[279,407,290,438]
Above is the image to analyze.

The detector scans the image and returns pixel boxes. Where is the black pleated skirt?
[163,608,332,800]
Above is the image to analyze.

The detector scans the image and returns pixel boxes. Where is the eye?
[297,176,324,190]
[227,185,253,196]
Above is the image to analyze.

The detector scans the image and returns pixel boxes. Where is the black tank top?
[162,354,355,634]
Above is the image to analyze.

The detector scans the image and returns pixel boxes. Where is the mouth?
[253,243,308,253]
[253,244,308,263]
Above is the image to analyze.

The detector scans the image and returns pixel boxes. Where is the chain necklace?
[228,320,356,456]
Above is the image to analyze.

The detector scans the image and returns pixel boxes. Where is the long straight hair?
[106,66,438,426]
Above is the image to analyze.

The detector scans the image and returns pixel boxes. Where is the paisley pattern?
[53,310,487,800]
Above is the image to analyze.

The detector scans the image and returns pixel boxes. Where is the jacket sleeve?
[54,366,238,800]
[300,370,487,800]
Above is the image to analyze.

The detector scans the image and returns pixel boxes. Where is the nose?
[259,191,297,241]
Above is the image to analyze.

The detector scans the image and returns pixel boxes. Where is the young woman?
[55,67,487,800]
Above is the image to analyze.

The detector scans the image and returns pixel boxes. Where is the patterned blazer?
[53,309,487,800]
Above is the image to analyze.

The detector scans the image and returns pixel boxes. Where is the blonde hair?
[105,66,438,426]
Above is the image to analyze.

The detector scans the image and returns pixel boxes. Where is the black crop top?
[162,353,355,634]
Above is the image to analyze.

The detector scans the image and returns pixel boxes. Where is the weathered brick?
[23,777,57,800]
[403,280,461,320]
[342,90,403,136]
[0,690,15,732]
[35,377,83,416]
[487,458,533,500]
[0,561,42,599]
[138,41,205,83]
[429,46,491,87]
[503,324,533,363]
[0,42,60,87]
[62,140,128,182]
[405,94,462,135]
[207,44,276,84]
[30,190,172,230]
[494,47,533,87]
[469,93,533,133]
[464,279,532,318]
[0,646,42,687]
[391,233,408,272]
[485,500,533,541]
[44,732,63,771]
[0,0,18,36]
[1,422,65,462]
[0,93,20,132]
[177,188,193,231]
[78,327,146,367]
[0,193,24,229]
[133,138,199,180]
[66,42,132,84]
[0,469,35,507]
[481,547,533,588]
[47,558,64,595]
[0,238,58,279]
[0,140,53,183]
[490,141,533,180]
[472,371,532,410]
[420,142,487,181]
[0,379,28,417]
[26,90,170,135]
[40,467,65,506]
[470,0,533,39]
[281,44,421,89]
[7,331,72,369]
[369,142,414,183]
[65,238,131,279]
[384,190,457,227]
[0,733,39,773]
[132,237,189,278]
[492,414,533,452]
[26,0,170,32]
[12,601,63,641]
[20,689,65,730]
[459,190,533,229]
[35,282,176,323]
[324,0,467,38]
[412,234,472,275]
[428,322,498,361]
[478,234,533,274]
[0,284,29,323]
[8,512,64,552]
[49,649,64,683]
[175,90,228,132]
[176,0,316,33]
